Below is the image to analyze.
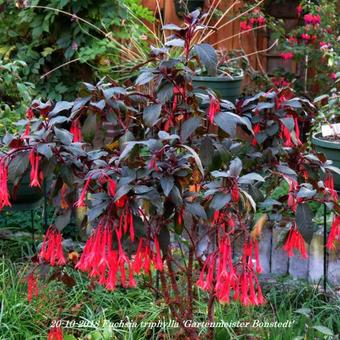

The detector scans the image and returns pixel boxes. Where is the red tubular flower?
[0,158,11,210]
[70,119,82,143]
[280,123,293,147]
[296,4,303,17]
[324,173,338,202]
[280,52,294,60]
[47,326,64,340]
[197,254,215,291]
[27,272,38,302]
[231,182,239,202]
[208,96,220,124]
[326,216,340,250]
[240,21,252,31]
[107,178,116,197]
[283,224,308,258]
[74,177,91,207]
[29,150,42,187]
[39,227,66,266]
[215,236,236,303]
[153,237,163,271]
[252,124,261,146]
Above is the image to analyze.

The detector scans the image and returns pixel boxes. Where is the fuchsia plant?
[0,10,339,339]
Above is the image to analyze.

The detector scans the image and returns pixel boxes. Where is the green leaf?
[143,104,162,127]
[239,173,265,184]
[49,101,73,117]
[54,127,73,145]
[185,203,207,219]
[180,145,204,177]
[295,203,314,244]
[8,151,29,185]
[294,307,311,317]
[194,43,217,76]
[214,112,252,137]
[229,158,242,177]
[181,117,201,141]
[160,176,174,196]
[54,209,71,231]
[313,325,333,336]
[210,192,231,210]
[158,226,170,254]
[114,184,132,202]
[37,143,54,159]
[135,71,156,86]
[280,117,295,132]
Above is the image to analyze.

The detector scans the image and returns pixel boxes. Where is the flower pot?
[174,0,205,17]
[192,75,244,103]
[312,132,340,191]
[8,173,43,204]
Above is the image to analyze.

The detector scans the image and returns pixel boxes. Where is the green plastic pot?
[174,0,205,17]
[312,132,340,191]
[192,75,244,103]
[8,173,43,204]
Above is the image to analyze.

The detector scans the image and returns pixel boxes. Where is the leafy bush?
[0,59,35,134]
[0,0,153,100]
[1,8,339,340]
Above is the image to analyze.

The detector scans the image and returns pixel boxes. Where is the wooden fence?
[258,227,340,285]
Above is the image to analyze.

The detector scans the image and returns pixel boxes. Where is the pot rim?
[312,132,340,150]
[192,74,244,82]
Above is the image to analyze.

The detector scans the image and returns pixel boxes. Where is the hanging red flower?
[0,158,11,210]
[39,227,66,266]
[70,119,82,142]
[326,216,340,250]
[283,224,308,258]
[47,325,64,340]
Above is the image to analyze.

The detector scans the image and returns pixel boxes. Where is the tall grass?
[0,256,339,339]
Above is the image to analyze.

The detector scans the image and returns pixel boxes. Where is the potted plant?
[1,11,339,340]
[312,79,340,190]
[192,61,244,103]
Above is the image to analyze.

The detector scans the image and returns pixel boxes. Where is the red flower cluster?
[27,272,39,302]
[240,14,266,32]
[324,173,338,202]
[29,150,43,187]
[39,227,66,266]
[197,236,265,306]
[296,4,303,17]
[208,96,220,124]
[280,52,294,60]
[0,157,11,210]
[326,215,340,250]
[133,237,163,273]
[272,77,290,88]
[76,215,163,290]
[283,224,308,258]
[304,13,321,25]
[47,326,64,340]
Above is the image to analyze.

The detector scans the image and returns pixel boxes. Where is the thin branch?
[227,39,278,62]
[212,25,266,47]
[40,58,80,79]
[199,0,265,43]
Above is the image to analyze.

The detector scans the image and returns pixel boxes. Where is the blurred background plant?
[0,59,35,134]
[0,0,153,101]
